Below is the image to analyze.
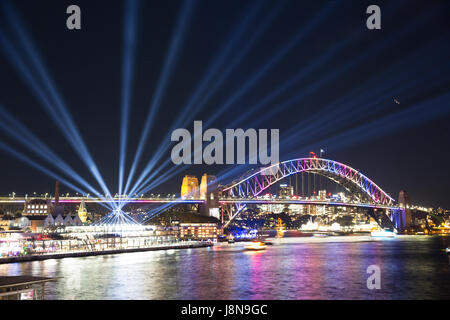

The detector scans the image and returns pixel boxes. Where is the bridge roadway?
[0,196,398,210]
[218,198,398,210]
[0,197,203,204]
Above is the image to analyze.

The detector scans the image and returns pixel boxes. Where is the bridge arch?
[222,158,394,206]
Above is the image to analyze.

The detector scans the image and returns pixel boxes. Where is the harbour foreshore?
[0,241,213,264]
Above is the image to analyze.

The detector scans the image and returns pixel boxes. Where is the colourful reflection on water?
[0,236,449,299]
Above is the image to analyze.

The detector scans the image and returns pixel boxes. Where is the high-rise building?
[318,190,327,200]
[181,175,199,199]
[279,184,294,198]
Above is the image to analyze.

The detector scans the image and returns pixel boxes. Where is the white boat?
[244,241,267,251]
[371,229,397,237]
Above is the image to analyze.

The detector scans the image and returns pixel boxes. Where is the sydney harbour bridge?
[0,158,410,232]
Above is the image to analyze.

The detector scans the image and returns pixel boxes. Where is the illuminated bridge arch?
[222,158,395,206]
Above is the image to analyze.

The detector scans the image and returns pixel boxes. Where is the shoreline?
[0,242,213,264]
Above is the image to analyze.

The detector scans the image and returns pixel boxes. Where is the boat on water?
[227,234,235,244]
[371,229,397,237]
[244,241,267,251]
[313,233,328,237]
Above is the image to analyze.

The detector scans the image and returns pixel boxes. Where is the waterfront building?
[54,214,64,226]
[44,214,54,227]
[12,217,31,229]
[179,223,218,240]
[43,212,82,229]
[64,215,73,226]
[23,199,51,216]
[0,219,11,231]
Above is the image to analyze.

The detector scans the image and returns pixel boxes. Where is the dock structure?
[0,276,56,300]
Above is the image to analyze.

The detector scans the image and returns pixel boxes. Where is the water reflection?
[1,236,449,299]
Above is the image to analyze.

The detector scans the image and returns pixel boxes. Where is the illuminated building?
[181,175,199,198]
[179,223,218,239]
[77,200,88,223]
[318,190,327,200]
[23,199,51,216]
[279,184,294,198]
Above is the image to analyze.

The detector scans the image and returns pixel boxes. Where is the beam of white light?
[132,1,419,196]
[130,1,334,195]
[284,91,450,163]
[0,1,112,201]
[0,105,109,202]
[0,140,99,199]
[128,1,285,195]
[0,32,115,209]
[96,208,139,226]
[135,2,447,199]
[240,8,446,135]
[211,45,450,188]
[118,0,141,198]
[123,0,197,195]
[280,43,450,147]
[202,2,337,130]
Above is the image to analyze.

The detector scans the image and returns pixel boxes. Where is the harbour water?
[1,235,449,299]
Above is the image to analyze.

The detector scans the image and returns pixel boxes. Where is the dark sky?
[0,0,449,207]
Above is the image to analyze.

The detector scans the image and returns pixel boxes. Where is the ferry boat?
[244,241,267,251]
[371,229,397,237]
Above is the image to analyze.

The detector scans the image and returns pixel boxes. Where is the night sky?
[0,0,449,207]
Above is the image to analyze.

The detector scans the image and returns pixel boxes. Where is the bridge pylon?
[199,174,220,219]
